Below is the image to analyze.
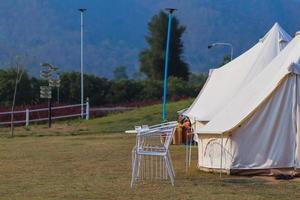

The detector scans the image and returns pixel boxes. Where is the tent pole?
[220,133,223,178]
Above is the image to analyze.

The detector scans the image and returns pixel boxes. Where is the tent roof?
[184,23,292,121]
[198,33,300,135]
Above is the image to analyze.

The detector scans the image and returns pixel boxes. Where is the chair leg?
[189,141,192,167]
[185,142,189,173]
[130,151,136,187]
[164,155,175,186]
[167,151,175,177]
[131,152,139,187]
[136,154,142,179]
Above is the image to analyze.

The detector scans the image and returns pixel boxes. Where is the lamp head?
[165,8,177,13]
[78,8,87,12]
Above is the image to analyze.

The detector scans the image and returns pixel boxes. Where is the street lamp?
[79,8,86,119]
[208,42,234,60]
[162,8,177,122]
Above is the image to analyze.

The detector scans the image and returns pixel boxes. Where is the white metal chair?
[148,121,177,129]
[185,129,194,173]
[131,124,176,187]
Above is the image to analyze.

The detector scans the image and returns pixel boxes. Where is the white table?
[125,130,137,134]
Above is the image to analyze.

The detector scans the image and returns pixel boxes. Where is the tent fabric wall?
[198,33,300,135]
[195,32,300,174]
[184,23,291,123]
[294,76,300,168]
[197,75,299,172]
[197,136,233,170]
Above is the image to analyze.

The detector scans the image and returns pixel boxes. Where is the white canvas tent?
[197,31,300,175]
[184,23,292,126]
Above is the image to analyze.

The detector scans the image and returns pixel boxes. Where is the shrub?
[108,79,144,104]
[141,79,163,100]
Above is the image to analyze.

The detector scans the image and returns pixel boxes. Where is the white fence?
[0,101,90,126]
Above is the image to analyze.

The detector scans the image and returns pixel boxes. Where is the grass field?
[1,99,300,200]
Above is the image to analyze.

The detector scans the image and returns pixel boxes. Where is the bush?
[188,72,208,96]
[108,79,144,104]
[141,79,163,100]
[0,69,34,106]
[84,75,111,106]
[60,72,112,106]
[0,69,209,108]
[167,76,188,98]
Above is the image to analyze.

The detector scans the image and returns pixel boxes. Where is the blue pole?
[162,9,175,122]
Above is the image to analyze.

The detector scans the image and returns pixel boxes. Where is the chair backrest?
[136,126,176,153]
[149,121,177,129]
[162,127,176,150]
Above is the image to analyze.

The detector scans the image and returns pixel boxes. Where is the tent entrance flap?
[230,76,297,169]
[294,75,300,168]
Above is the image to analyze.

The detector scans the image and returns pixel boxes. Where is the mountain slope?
[0,0,299,78]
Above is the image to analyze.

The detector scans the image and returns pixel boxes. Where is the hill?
[0,0,300,77]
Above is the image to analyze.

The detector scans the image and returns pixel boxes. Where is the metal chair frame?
[131,124,176,187]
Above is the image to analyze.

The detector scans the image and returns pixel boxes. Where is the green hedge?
[0,69,207,107]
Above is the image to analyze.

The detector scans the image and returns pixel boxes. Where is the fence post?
[86,97,89,120]
[25,109,29,127]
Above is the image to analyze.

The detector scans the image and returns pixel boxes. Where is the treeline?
[0,11,210,108]
[0,69,207,107]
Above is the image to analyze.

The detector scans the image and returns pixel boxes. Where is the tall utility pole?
[79,8,86,118]
[162,8,176,122]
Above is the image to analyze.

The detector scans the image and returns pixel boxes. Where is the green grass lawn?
[0,99,300,200]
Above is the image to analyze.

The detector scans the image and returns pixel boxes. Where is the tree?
[59,72,81,104]
[108,80,143,104]
[59,72,112,106]
[0,68,32,106]
[188,72,208,96]
[141,79,163,100]
[189,72,208,88]
[83,74,111,105]
[219,54,231,67]
[139,11,189,81]
[167,76,187,98]
[113,66,128,80]
[132,71,146,81]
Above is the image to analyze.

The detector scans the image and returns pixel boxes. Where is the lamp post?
[208,42,234,60]
[79,8,86,119]
[162,8,176,122]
